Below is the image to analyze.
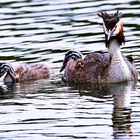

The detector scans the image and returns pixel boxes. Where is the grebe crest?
[98,10,125,48]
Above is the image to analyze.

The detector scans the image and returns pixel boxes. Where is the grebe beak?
[60,64,66,72]
[107,30,113,41]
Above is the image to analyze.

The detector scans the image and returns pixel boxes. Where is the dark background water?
[0,0,140,139]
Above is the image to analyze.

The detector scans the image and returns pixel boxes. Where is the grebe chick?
[0,62,50,83]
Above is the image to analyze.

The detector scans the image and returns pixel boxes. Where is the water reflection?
[0,0,139,139]
[112,107,132,139]
[0,79,50,99]
[111,83,133,139]
[67,81,135,139]
[0,83,15,99]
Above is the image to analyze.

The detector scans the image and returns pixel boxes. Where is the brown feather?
[0,63,50,83]
[63,52,137,83]
[62,11,137,84]
[14,64,50,82]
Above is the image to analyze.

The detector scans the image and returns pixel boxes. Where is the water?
[0,0,140,139]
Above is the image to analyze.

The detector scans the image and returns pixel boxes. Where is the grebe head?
[98,10,125,48]
[0,63,15,81]
[60,50,83,72]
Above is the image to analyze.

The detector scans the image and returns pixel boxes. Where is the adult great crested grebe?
[60,11,138,83]
[0,62,50,83]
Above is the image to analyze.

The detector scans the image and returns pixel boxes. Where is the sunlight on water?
[0,0,139,140]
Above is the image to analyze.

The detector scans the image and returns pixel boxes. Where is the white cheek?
[113,23,120,36]
[103,21,108,35]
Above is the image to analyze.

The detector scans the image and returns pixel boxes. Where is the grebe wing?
[65,52,110,83]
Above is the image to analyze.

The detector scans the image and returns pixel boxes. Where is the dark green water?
[0,0,140,139]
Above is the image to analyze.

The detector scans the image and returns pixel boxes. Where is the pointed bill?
[108,30,112,41]
[0,72,7,82]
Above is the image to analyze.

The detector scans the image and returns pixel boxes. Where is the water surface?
[0,0,140,139]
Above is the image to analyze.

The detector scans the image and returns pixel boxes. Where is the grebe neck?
[108,39,122,59]
[107,39,131,82]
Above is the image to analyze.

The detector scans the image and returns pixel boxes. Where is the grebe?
[0,62,50,83]
[60,11,137,83]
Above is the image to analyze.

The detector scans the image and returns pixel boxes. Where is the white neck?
[107,39,131,82]
[108,39,121,58]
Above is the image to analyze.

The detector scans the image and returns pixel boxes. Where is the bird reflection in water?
[111,83,133,138]
[0,79,50,100]
[67,81,136,139]
[0,83,15,99]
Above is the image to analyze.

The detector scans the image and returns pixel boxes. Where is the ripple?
[0,0,140,140]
